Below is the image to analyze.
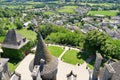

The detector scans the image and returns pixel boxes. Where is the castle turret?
[92,53,103,80]
[34,33,58,80]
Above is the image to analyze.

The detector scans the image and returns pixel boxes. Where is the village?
[0,0,120,80]
[23,5,120,39]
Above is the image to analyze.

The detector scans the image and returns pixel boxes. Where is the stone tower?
[101,64,115,80]
[92,53,103,80]
[0,58,10,80]
[34,33,58,80]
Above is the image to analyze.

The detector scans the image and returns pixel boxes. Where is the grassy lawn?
[62,50,88,65]
[87,10,118,16]
[48,46,64,57]
[58,6,77,14]
[0,36,4,43]
[8,59,20,73]
[87,60,95,70]
[17,28,37,41]
[8,62,19,73]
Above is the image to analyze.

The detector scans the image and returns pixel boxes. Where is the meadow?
[57,6,77,14]
[87,10,118,16]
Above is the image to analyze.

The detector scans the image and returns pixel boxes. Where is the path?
[15,54,34,80]
[58,46,69,60]
[54,44,89,80]
[57,59,89,80]
[47,43,80,51]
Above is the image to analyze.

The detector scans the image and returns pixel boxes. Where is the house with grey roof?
[2,29,29,49]
[1,29,29,60]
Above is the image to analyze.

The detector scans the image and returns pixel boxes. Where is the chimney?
[92,53,103,80]
[102,64,115,80]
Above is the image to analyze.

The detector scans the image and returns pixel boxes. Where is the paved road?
[15,54,34,80]
[57,59,89,80]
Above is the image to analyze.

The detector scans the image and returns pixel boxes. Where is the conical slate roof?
[34,33,58,76]
[2,29,29,49]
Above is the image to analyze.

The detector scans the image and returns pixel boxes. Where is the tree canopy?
[83,30,120,60]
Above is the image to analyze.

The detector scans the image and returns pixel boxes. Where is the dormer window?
[17,41,21,46]
[23,38,26,42]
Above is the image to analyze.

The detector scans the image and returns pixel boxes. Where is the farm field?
[57,6,77,14]
[80,2,115,7]
[87,10,118,16]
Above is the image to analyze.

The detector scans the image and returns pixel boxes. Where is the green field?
[62,49,86,65]
[58,6,77,13]
[48,46,64,57]
[25,1,43,5]
[88,10,118,16]
[8,62,19,73]
[17,28,37,41]
[81,3,115,7]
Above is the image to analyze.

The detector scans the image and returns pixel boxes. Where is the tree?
[46,31,84,47]
[83,30,109,55]
[0,26,5,36]
[15,21,23,30]
[39,23,69,39]
[83,30,120,60]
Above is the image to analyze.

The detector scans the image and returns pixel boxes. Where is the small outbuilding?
[1,29,29,60]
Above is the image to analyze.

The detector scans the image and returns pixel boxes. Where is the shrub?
[2,48,24,60]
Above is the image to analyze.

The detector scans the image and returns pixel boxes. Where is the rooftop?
[2,29,29,49]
